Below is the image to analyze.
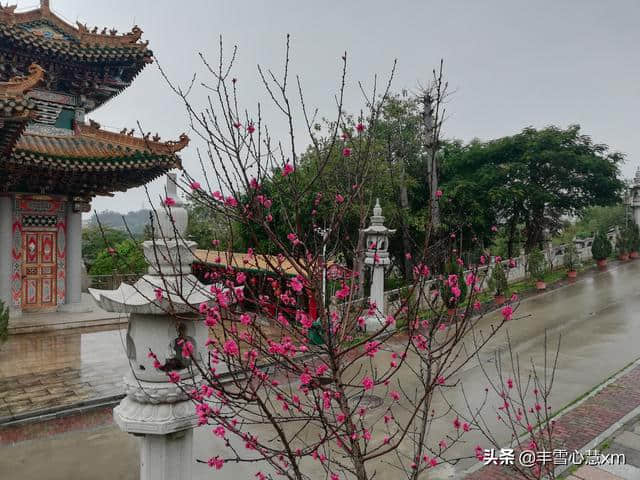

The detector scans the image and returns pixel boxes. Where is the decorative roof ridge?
[0,2,149,49]
[74,121,190,155]
[0,62,44,96]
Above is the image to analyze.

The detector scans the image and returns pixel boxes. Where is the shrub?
[0,299,8,343]
[527,248,546,281]
[615,227,629,255]
[563,243,579,272]
[591,229,612,261]
[89,239,148,276]
[629,223,640,253]
[488,261,508,296]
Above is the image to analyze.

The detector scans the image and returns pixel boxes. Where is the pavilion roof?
[0,2,153,110]
[1,120,189,198]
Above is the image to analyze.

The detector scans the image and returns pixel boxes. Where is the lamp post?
[314,226,329,309]
[361,199,395,332]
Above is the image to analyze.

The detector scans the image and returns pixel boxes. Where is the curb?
[458,355,640,479]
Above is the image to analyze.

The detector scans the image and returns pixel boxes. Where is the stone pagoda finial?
[155,173,188,241]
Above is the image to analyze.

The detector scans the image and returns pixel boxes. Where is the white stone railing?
[338,232,618,315]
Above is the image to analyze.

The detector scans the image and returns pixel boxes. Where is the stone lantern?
[361,199,395,331]
[90,173,210,480]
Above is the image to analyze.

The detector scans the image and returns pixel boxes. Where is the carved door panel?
[22,230,57,311]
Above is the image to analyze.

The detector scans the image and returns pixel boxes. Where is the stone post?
[361,199,395,332]
[0,196,13,312]
[59,201,90,312]
[90,174,211,480]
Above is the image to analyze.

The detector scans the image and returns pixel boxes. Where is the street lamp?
[314,226,329,308]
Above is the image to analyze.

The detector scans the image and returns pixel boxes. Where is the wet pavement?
[1,260,640,479]
[0,326,129,420]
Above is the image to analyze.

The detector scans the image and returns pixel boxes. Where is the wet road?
[1,261,640,479]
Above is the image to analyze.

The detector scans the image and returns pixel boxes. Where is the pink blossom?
[213,425,226,438]
[453,417,461,429]
[501,305,513,321]
[181,340,194,358]
[435,189,443,198]
[491,225,498,232]
[223,339,239,356]
[164,197,176,207]
[225,196,238,207]
[207,456,224,469]
[463,422,470,432]
[168,371,180,383]
[437,376,445,385]
[290,276,304,293]
[365,340,380,357]
[475,445,485,461]
[236,272,246,284]
[287,233,300,245]
[190,181,201,190]
[300,373,312,385]
[356,122,365,132]
[316,364,328,376]
[240,313,252,325]
[507,378,514,389]
[362,376,374,390]
[335,283,350,300]
[154,288,163,301]
[247,123,255,134]
[282,163,295,177]
[342,147,351,157]
[451,286,461,298]
[335,193,345,204]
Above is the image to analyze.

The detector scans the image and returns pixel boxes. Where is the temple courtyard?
[2,259,640,479]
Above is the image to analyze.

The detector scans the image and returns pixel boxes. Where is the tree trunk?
[398,161,413,281]
[423,93,440,230]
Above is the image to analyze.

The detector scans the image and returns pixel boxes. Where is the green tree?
[82,226,128,268]
[441,125,625,254]
[527,248,546,281]
[591,229,612,261]
[488,261,508,297]
[564,243,579,272]
[89,239,148,276]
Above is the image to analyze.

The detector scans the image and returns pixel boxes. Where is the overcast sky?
[14,0,640,215]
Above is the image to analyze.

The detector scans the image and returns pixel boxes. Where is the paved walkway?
[466,361,640,479]
[0,326,129,421]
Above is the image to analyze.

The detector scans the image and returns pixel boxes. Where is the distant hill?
[87,209,151,237]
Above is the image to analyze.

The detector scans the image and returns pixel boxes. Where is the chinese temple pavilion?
[0,1,188,316]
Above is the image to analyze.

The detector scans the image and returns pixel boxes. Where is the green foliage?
[488,261,508,296]
[527,248,546,281]
[82,226,129,268]
[591,229,612,261]
[563,243,579,271]
[185,201,235,249]
[616,227,630,255]
[0,299,8,343]
[628,223,640,252]
[441,125,625,253]
[89,239,148,276]
[576,205,626,238]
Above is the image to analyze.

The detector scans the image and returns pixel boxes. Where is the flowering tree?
[139,37,560,479]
